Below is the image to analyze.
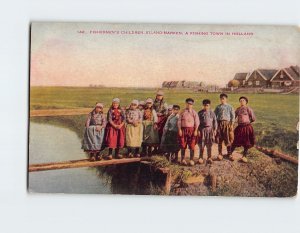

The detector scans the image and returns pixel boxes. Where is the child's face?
[203,104,210,110]
[146,102,152,108]
[156,95,163,101]
[240,99,247,106]
[173,108,179,114]
[112,102,119,109]
[131,104,137,110]
[220,97,227,104]
[95,106,102,113]
[186,103,193,109]
[168,109,172,115]
[138,105,144,110]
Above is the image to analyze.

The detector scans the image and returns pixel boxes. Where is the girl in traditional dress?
[125,100,143,158]
[198,99,217,164]
[82,103,107,161]
[231,96,256,163]
[160,105,180,162]
[142,98,160,156]
[104,98,126,160]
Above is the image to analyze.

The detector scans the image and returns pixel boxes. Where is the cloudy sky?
[30,23,299,87]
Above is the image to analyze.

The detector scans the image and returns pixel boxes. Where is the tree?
[228,79,240,88]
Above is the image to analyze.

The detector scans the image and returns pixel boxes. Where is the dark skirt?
[157,115,167,140]
[104,124,125,148]
[178,127,197,150]
[143,120,160,146]
[161,130,180,153]
[233,124,255,148]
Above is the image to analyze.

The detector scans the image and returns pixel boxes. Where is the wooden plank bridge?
[29,157,148,172]
[29,157,172,194]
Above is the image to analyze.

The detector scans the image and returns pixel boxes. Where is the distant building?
[232,65,299,89]
[161,80,220,92]
[233,73,249,87]
[270,66,300,88]
[162,80,200,88]
[245,69,277,88]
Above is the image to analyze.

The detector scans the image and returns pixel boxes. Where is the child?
[138,100,145,112]
[231,96,256,163]
[138,100,145,144]
[160,105,180,162]
[125,100,143,158]
[198,99,217,164]
[178,98,200,166]
[167,105,173,117]
[153,90,168,142]
[142,98,160,156]
[104,98,126,160]
[82,103,107,161]
[214,93,235,161]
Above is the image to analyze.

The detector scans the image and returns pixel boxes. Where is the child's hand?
[178,129,183,137]
[154,123,158,130]
[96,126,102,131]
[194,130,198,137]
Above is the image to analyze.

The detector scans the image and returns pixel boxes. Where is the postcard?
[29,22,299,196]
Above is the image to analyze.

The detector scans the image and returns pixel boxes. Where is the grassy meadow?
[30,86,299,156]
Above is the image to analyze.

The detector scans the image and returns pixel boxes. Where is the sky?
[30,23,300,87]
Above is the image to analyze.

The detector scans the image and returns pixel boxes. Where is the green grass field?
[30,86,299,156]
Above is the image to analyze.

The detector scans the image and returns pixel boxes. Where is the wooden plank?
[210,173,217,192]
[164,170,171,195]
[29,157,142,172]
[255,145,298,165]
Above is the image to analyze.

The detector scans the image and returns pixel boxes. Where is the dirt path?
[171,143,298,197]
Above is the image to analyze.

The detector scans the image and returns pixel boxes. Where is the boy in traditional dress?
[82,103,107,161]
[153,90,168,143]
[231,96,256,163]
[142,98,160,156]
[214,93,235,161]
[178,98,200,166]
[160,105,180,162]
[104,98,126,160]
[125,100,143,158]
[198,99,217,164]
